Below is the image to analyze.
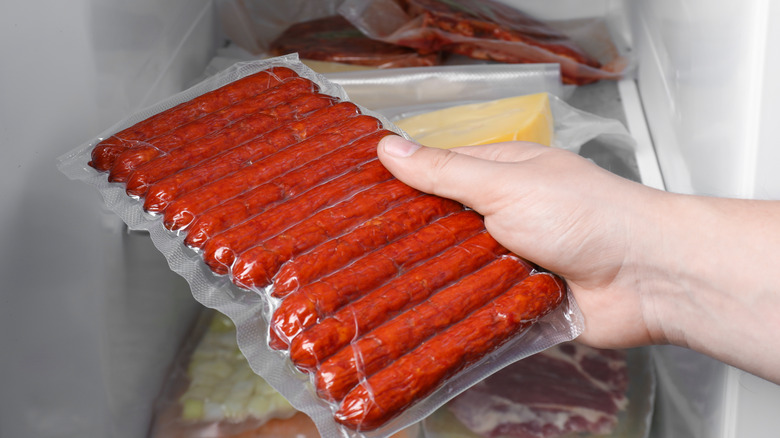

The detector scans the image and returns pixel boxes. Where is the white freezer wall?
[0,1,218,437]
[631,1,780,438]
[633,0,780,199]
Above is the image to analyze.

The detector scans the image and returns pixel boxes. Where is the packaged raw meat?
[339,0,631,85]
[269,15,440,68]
[423,343,656,438]
[58,55,598,437]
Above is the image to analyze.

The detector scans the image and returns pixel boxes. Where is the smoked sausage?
[161,105,370,231]
[314,255,534,402]
[201,161,400,275]
[122,89,333,196]
[231,176,426,290]
[333,272,566,431]
[108,77,319,183]
[288,231,510,371]
[269,211,486,348]
[89,67,297,172]
[180,130,392,246]
[271,195,463,297]
[141,96,356,213]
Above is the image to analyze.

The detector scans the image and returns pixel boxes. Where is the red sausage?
[109,77,319,182]
[161,105,370,231]
[181,130,392,246]
[289,231,509,371]
[201,161,398,275]
[141,93,339,213]
[334,272,567,431]
[231,176,425,290]
[121,90,333,195]
[89,67,298,172]
[269,211,486,348]
[271,195,463,298]
[314,255,533,402]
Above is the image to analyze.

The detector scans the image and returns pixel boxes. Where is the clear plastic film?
[56,55,642,437]
[338,0,633,85]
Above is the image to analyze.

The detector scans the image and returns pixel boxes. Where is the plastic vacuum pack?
[57,55,637,437]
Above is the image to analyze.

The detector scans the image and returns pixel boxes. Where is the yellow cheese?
[395,93,554,148]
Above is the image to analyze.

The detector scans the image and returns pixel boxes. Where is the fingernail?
[381,136,420,158]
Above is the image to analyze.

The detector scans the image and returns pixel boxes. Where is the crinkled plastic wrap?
[339,0,632,85]
[55,54,647,437]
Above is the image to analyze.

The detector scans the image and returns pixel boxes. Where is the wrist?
[636,192,780,381]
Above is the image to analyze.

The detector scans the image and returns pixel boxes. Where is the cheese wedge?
[395,93,553,148]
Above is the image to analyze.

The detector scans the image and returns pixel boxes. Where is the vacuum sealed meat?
[339,0,629,85]
[270,15,440,68]
[448,342,629,438]
[423,343,656,438]
[58,56,584,437]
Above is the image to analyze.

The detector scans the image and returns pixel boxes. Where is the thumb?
[377,135,510,213]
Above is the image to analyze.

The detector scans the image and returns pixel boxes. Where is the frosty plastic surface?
[56,55,645,437]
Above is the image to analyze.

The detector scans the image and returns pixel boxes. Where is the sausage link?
[289,231,509,371]
[269,211,486,348]
[314,254,533,402]
[334,272,566,431]
[110,77,318,183]
[121,89,332,195]
[231,176,424,290]
[89,67,298,172]
[121,109,302,194]
[201,160,397,275]
[182,130,391,247]
[108,77,319,182]
[272,195,463,298]
[142,93,338,213]
[161,105,368,230]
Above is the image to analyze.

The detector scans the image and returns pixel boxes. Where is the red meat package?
[269,15,440,69]
[339,0,630,85]
[58,55,584,437]
[424,343,656,438]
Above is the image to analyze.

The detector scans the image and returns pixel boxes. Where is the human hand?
[376,135,669,350]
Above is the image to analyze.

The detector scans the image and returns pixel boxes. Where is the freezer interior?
[2,0,780,437]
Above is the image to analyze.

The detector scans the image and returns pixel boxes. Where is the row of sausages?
[88,65,566,432]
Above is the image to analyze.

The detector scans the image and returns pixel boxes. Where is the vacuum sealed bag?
[268,15,440,69]
[57,55,639,437]
[339,0,631,85]
[151,309,419,437]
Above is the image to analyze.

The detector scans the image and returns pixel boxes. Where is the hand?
[377,135,667,349]
[378,135,780,383]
